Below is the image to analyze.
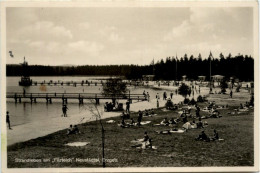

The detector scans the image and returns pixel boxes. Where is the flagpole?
[153,58,155,75]
[209,51,212,91]
[176,53,178,81]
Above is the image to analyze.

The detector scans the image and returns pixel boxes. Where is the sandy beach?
[6,84,212,146]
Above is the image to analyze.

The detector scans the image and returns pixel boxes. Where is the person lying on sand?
[160,118,169,126]
[210,108,221,118]
[155,128,186,134]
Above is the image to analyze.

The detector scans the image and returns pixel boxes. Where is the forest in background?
[6,53,254,81]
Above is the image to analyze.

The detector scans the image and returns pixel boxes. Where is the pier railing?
[6,92,146,104]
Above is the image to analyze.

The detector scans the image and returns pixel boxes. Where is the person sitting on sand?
[211,129,219,141]
[196,118,203,128]
[150,109,154,115]
[195,131,209,142]
[145,109,149,116]
[121,111,126,119]
[129,118,135,126]
[195,106,201,117]
[73,125,80,134]
[182,115,188,123]
[67,124,74,135]
[169,118,176,125]
[191,120,196,125]
[160,118,169,126]
[143,132,152,149]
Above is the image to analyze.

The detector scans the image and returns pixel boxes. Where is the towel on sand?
[106,120,116,123]
[65,142,90,147]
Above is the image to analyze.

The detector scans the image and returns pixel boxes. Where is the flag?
[9,51,14,58]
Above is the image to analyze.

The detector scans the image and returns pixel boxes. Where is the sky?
[6,7,254,65]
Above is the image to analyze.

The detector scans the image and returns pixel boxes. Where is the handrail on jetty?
[6,92,147,104]
[31,80,146,87]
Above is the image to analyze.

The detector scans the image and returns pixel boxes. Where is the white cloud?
[99,26,124,43]
[108,32,124,43]
[163,20,191,41]
[67,40,104,56]
[18,21,73,40]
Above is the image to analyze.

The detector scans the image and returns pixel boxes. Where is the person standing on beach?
[126,100,130,113]
[156,93,160,100]
[147,92,150,102]
[163,92,167,100]
[62,105,69,117]
[137,110,143,126]
[170,91,173,99]
[157,99,159,108]
[230,90,233,98]
[6,111,11,129]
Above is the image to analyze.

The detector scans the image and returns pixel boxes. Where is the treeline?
[6,53,254,81]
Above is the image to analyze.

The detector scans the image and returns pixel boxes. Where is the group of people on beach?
[67,124,80,135]
[195,129,219,142]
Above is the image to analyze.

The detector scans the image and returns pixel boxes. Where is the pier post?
[30,94,33,104]
[95,82,97,86]
[49,98,52,104]
[46,94,49,103]
[19,97,21,103]
[34,98,37,103]
[14,93,17,103]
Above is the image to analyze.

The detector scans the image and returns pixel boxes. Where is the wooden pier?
[6,92,147,104]
[30,80,146,87]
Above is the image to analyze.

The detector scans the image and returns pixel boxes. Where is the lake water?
[7,76,115,126]
[6,76,180,127]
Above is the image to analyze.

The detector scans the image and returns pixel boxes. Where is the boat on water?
[19,57,32,86]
